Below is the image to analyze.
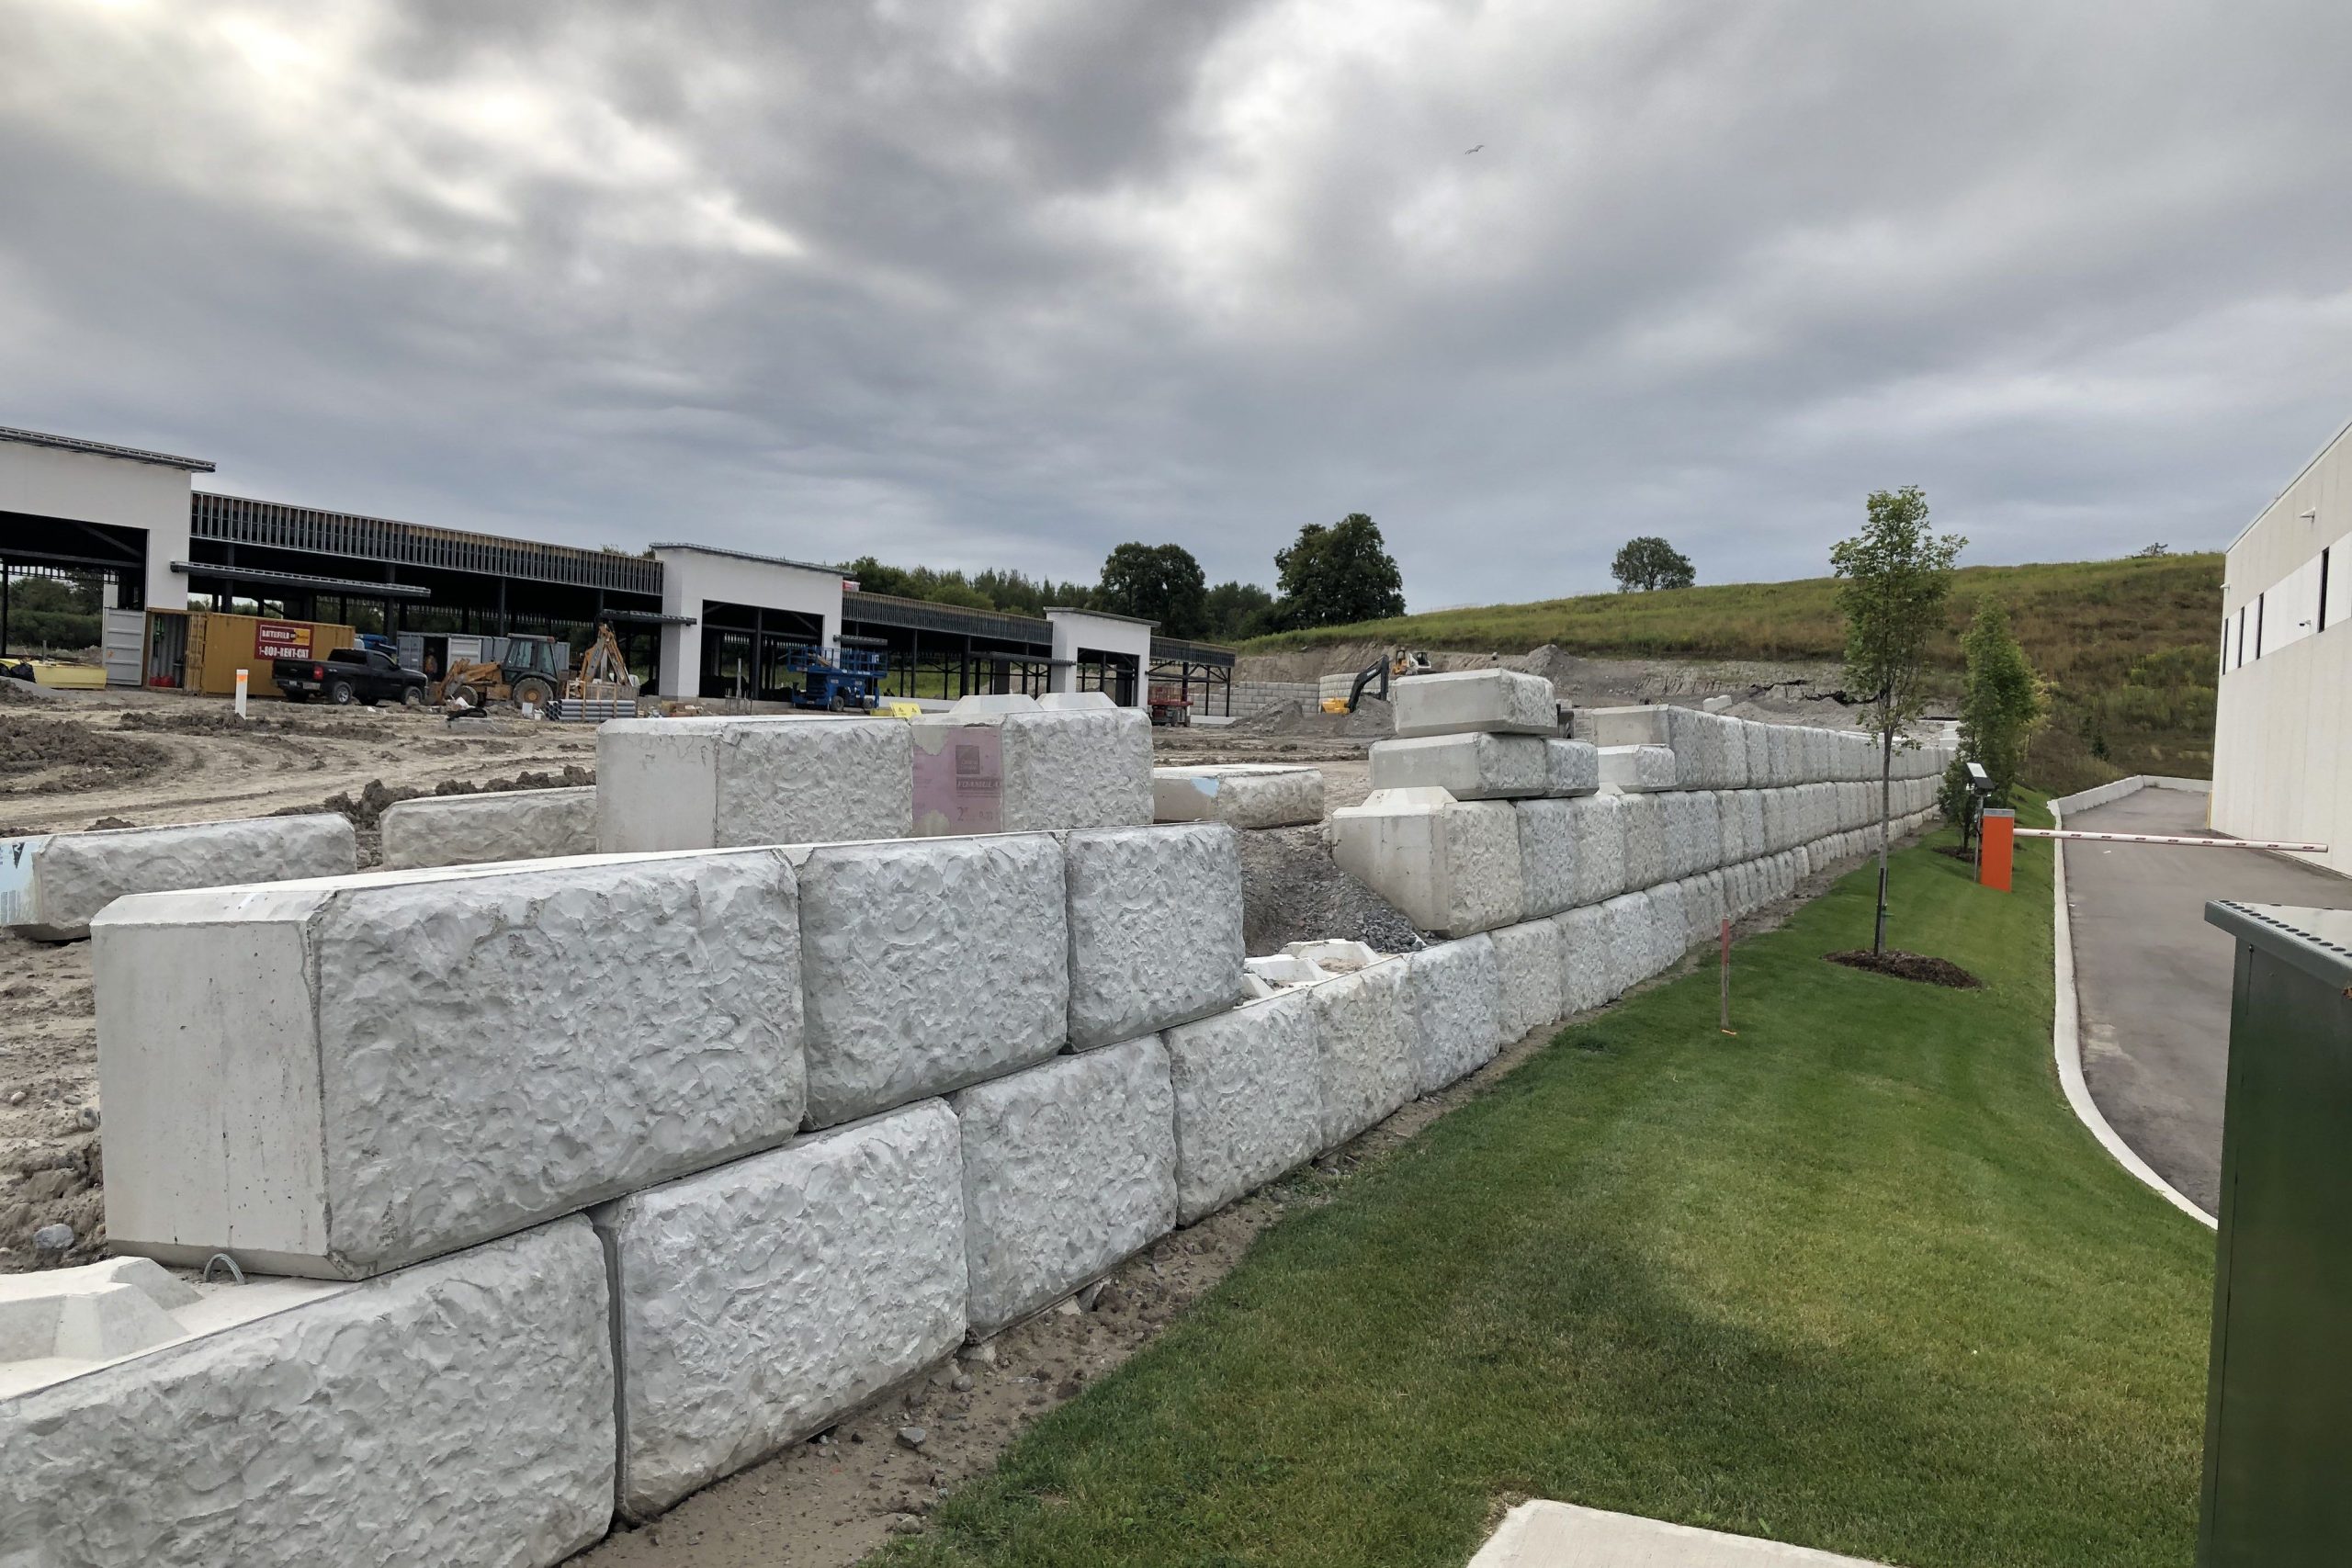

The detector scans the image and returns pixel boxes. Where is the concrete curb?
[2048,796,2216,1229]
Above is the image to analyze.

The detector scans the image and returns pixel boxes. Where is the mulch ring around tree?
[1825,949,1984,988]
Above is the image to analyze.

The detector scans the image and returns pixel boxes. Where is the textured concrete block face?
[1553,906,1611,1014]
[605,1103,967,1517]
[94,852,805,1279]
[1001,708,1155,831]
[1599,892,1654,998]
[0,1222,614,1568]
[1645,882,1688,976]
[1717,790,1751,865]
[1487,919,1563,1043]
[1406,935,1504,1096]
[1598,744,1676,792]
[1743,722,1770,787]
[379,787,595,871]
[1618,793,1665,893]
[1152,764,1324,829]
[1766,726,1794,787]
[1326,792,1521,938]
[1563,793,1627,908]
[954,1038,1177,1335]
[1392,668,1557,738]
[1513,798,1581,919]
[1661,707,1723,789]
[797,835,1068,1128]
[1369,732,1548,799]
[4,815,355,941]
[1544,739,1600,797]
[1065,825,1245,1049]
[597,717,913,853]
[1310,959,1416,1150]
[1667,792,1721,879]
[1686,873,1725,944]
[1166,991,1320,1224]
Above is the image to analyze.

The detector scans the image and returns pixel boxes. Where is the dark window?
[2323,549,2333,633]
[2256,592,2266,658]
[2237,607,2246,668]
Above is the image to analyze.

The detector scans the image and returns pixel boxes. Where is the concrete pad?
[600,1101,967,1518]
[952,1036,1178,1336]
[1369,732,1549,799]
[1468,1499,1890,1566]
[1393,667,1557,738]
[1599,891,1654,998]
[1152,764,1325,829]
[93,851,806,1279]
[1309,957,1416,1150]
[1563,793,1628,908]
[1598,744,1676,792]
[1552,906,1611,1014]
[1544,739,1600,797]
[1618,793,1665,893]
[379,786,596,870]
[2,814,355,942]
[1165,991,1321,1224]
[1326,788,1522,938]
[1488,919,1564,1043]
[795,834,1068,1128]
[1514,798,1581,919]
[1405,935,1504,1096]
[596,716,913,853]
[1065,824,1245,1050]
[0,1220,614,1568]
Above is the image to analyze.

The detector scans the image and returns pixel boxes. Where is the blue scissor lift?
[786,638,890,710]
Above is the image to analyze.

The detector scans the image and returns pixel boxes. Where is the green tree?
[1202,580,1276,642]
[1831,485,1965,953]
[1097,542,1208,636]
[1272,513,1406,629]
[1611,536,1695,592]
[1938,600,2047,840]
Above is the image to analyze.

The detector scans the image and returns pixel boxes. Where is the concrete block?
[1065,824,1244,1050]
[1598,744,1675,792]
[1544,739,1600,797]
[1283,938,1384,972]
[911,709,1155,835]
[1691,871,1727,944]
[1717,714,1751,787]
[953,1036,1178,1336]
[1759,790,1789,853]
[1716,790,1751,865]
[1564,793,1627,908]
[1513,797,1581,919]
[596,716,912,853]
[379,786,596,871]
[1166,991,1320,1224]
[601,1102,967,1518]
[93,852,805,1279]
[1245,953,1327,987]
[1661,707,1727,789]
[1552,905,1611,1015]
[1309,957,1416,1150]
[1742,721,1770,787]
[1326,789,1522,938]
[948,693,1040,717]
[1765,724,1793,787]
[1036,690,1115,711]
[2,815,355,942]
[1618,793,1665,893]
[1488,919,1563,1043]
[1368,732,1548,799]
[795,834,1067,1128]
[0,1221,614,1568]
[1392,668,1557,738]
[1405,935,1504,1096]
[1737,792,1765,863]
[1578,705,1669,748]
[1646,881,1688,975]
[1152,764,1325,829]
[1599,891,1655,998]
[1668,791,1721,879]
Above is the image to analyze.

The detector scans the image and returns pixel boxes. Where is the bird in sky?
[1465,143,1484,153]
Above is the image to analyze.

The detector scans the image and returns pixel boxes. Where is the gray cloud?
[5,0,2350,608]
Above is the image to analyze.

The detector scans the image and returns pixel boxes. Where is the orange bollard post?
[1978,808,2014,892]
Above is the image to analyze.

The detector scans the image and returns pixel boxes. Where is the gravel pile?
[1235,824,1426,957]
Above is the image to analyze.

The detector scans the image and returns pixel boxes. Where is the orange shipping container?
[146,610,357,698]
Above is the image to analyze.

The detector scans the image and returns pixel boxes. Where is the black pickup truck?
[273,647,434,706]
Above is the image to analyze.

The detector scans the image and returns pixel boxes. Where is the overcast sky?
[7,2,2351,609]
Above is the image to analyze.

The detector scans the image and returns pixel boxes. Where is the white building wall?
[0,441,197,611]
[651,546,845,699]
[1046,608,1154,705]
[2212,414,2352,875]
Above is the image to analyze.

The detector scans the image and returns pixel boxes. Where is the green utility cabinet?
[2199,901,2352,1566]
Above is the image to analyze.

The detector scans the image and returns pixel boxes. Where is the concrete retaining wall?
[1310,957,1416,1151]
[1405,936,1504,1097]
[1166,991,1320,1225]
[597,717,914,853]
[1152,764,1324,828]
[1488,918,1563,1043]
[1065,825,1245,1050]
[2,814,356,942]
[379,786,597,870]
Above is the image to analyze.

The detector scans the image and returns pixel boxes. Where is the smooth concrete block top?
[1553,906,1611,1015]
[379,786,596,871]
[93,852,806,1279]
[1579,705,1670,749]
[596,716,913,853]
[1598,744,1676,793]
[1152,764,1324,829]
[1035,690,1114,710]
[1165,991,1321,1224]
[1309,957,1416,1151]
[601,1101,967,1518]
[1513,797,1582,919]
[1468,1500,1891,1567]
[2,814,356,942]
[1544,739,1600,797]
[1487,919,1563,1046]
[953,1036,1178,1336]
[1406,935,1504,1097]
[1391,668,1557,739]
[1327,789,1522,939]
[1368,732,1548,800]
[1064,824,1245,1049]
[795,833,1069,1128]
[0,1221,615,1568]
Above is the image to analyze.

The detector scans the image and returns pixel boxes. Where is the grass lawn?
[882,798,2214,1568]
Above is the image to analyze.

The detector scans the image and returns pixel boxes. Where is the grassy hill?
[1244,554,2222,795]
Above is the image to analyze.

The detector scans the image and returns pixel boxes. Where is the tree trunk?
[1873,718,1894,954]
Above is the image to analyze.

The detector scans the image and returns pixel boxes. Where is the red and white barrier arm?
[2014,829,2328,852]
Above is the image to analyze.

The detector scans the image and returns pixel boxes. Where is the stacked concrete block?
[795,834,1067,1128]
[1764,725,1792,787]
[1152,764,1324,829]
[1742,721,1771,788]
[1553,905,1611,1014]
[597,716,913,853]
[2,815,355,942]
[94,852,806,1279]
[1544,739,1600,797]
[0,1221,615,1568]
[1487,919,1563,1044]
[1405,936,1504,1097]
[1392,668,1557,738]
[997,707,1157,833]
[1737,792,1767,861]
[1618,793,1666,891]
[1716,791,1752,865]
[1165,991,1321,1224]
[1663,707,1730,788]
[1063,825,1244,1050]
[1690,871,1727,944]
[1309,958,1416,1151]
[1758,791,1789,853]
[1368,732,1549,799]
[1598,744,1676,792]
[379,787,595,871]
[1326,789,1522,937]
[1513,798,1581,919]
[1647,881,1689,974]
[1662,791,1719,880]
[1598,891,1656,998]
[600,1102,967,1518]
[952,1036,1178,1336]
[1565,793,1628,908]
